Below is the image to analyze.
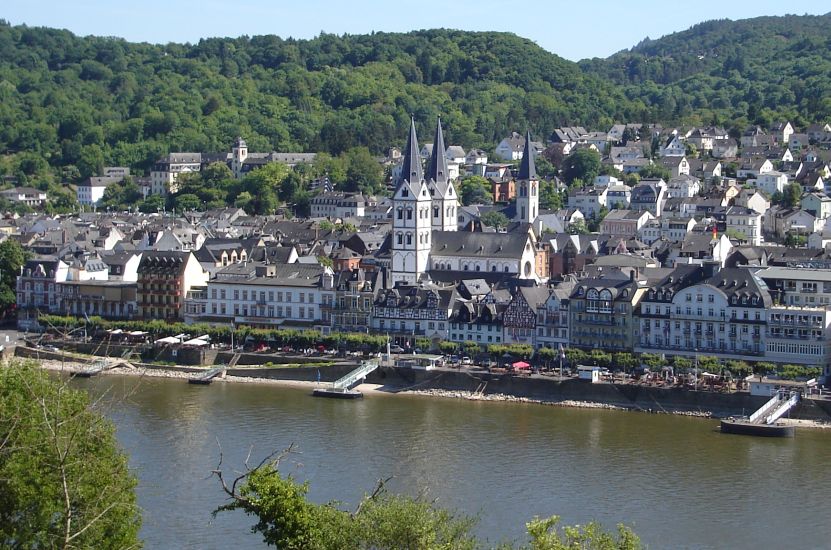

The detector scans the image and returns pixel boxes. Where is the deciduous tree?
[0,362,141,548]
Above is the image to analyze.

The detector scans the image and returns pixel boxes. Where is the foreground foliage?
[214,448,640,549]
[0,361,141,548]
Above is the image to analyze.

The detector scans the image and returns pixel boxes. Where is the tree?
[638,164,671,181]
[567,219,589,235]
[0,239,28,315]
[139,194,165,213]
[783,182,802,208]
[459,176,493,206]
[561,149,601,185]
[539,180,563,210]
[213,446,641,549]
[480,210,509,230]
[174,193,202,211]
[343,147,383,194]
[0,362,141,548]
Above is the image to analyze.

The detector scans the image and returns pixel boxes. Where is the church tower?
[391,117,432,286]
[514,131,539,224]
[232,137,248,179]
[426,117,458,232]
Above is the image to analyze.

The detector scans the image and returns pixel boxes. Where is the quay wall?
[366,367,831,420]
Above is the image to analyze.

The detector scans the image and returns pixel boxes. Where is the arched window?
[475,264,481,272]
[397,208,403,220]
[407,208,413,220]
[492,266,497,272]
[397,232,403,245]
[504,266,509,272]
[433,206,439,218]
[406,233,412,245]
[463,264,469,271]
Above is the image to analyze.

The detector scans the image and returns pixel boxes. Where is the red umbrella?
[512,361,531,369]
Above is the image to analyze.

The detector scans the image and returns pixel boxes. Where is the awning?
[183,338,209,347]
[154,336,181,345]
[512,361,531,369]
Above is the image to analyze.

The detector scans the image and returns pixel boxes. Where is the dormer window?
[402,188,409,197]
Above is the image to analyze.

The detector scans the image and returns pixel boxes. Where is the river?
[74,375,831,549]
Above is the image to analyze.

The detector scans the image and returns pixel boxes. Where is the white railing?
[764,392,800,424]
[749,394,782,424]
[332,360,379,391]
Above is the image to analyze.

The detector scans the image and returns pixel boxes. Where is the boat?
[312,387,363,399]
[720,417,794,438]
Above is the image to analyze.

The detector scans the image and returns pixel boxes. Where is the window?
[397,208,403,220]
[397,233,403,245]
[407,208,413,220]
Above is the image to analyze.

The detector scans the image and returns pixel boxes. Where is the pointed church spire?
[426,116,448,184]
[399,116,423,185]
[517,130,537,180]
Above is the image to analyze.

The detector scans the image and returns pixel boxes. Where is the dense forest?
[581,13,831,127]
[0,13,830,185]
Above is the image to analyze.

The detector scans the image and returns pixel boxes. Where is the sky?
[3,0,830,61]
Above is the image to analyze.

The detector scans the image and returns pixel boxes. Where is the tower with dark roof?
[425,117,458,232]
[232,137,248,178]
[515,131,539,224]
[391,117,432,286]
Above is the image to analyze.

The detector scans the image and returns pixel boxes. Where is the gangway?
[313,360,379,398]
[75,358,118,378]
[189,366,227,385]
[763,391,800,424]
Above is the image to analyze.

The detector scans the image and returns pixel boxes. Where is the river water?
[74,375,830,549]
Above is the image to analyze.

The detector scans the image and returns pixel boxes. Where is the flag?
[712,225,718,240]
[558,343,565,359]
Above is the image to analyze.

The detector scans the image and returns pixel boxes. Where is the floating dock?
[720,390,799,438]
[312,360,378,399]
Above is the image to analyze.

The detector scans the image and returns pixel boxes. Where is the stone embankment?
[403,388,713,417]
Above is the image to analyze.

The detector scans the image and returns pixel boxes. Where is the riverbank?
[28,358,831,430]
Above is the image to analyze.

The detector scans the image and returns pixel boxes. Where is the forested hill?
[580,13,831,126]
[1,15,831,178]
[0,23,641,177]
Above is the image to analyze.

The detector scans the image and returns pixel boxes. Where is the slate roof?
[430,231,530,259]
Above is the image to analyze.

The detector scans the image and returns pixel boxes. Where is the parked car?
[460,356,472,365]
[389,345,405,353]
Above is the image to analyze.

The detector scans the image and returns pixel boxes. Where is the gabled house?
[666,175,701,199]
[769,122,794,145]
[660,134,686,157]
[738,159,774,179]
[801,193,831,220]
[659,156,690,177]
[712,138,739,159]
[630,180,668,217]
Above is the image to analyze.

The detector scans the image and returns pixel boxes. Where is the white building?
[186,262,334,329]
[725,206,762,246]
[77,176,122,206]
[0,187,47,206]
[755,171,789,195]
[150,153,202,196]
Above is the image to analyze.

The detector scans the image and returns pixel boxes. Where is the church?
[390,117,540,286]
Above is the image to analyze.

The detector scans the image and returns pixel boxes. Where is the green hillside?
[580,13,831,127]
[0,23,643,178]
[0,14,830,184]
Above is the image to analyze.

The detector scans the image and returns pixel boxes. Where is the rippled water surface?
[75,376,831,549]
